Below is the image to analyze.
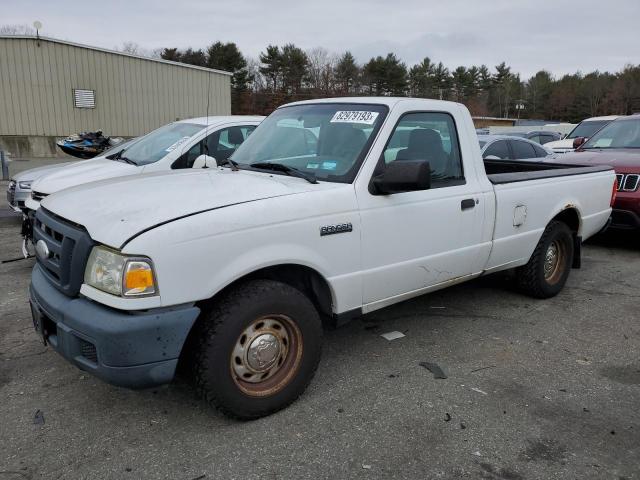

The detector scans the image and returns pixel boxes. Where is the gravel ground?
[1,207,639,480]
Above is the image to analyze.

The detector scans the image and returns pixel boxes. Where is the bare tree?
[306,47,337,94]
[246,57,266,92]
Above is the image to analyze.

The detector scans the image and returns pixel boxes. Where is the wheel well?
[551,207,581,268]
[203,264,334,319]
[552,208,580,233]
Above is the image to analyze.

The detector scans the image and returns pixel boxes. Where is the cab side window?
[172,125,256,169]
[381,112,464,187]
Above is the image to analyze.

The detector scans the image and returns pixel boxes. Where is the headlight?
[84,246,157,297]
[18,180,33,189]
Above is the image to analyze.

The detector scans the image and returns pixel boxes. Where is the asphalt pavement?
[1,205,639,479]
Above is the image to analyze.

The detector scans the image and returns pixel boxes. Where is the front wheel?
[191,279,322,419]
[516,221,574,299]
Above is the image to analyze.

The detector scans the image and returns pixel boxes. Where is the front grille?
[31,191,48,202]
[79,339,98,363]
[615,173,639,192]
[33,208,94,297]
[621,174,639,192]
[7,180,16,206]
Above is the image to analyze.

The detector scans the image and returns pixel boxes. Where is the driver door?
[356,111,486,308]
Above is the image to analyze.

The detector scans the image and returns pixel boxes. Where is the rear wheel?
[192,279,322,419]
[516,221,574,298]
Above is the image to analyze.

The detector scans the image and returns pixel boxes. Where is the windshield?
[231,103,388,183]
[567,120,610,139]
[582,118,640,149]
[102,137,137,157]
[121,122,204,165]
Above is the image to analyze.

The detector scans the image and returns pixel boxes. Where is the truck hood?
[40,168,339,248]
[550,149,640,172]
[545,138,574,151]
[31,158,139,194]
[12,160,79,182]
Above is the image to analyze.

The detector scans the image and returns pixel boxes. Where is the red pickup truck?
[547,115,640,230]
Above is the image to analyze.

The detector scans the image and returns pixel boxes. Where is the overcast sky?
[3,0,639,78]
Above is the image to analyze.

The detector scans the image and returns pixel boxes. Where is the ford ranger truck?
[29,98,616,419]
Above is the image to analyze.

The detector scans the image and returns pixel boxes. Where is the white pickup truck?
[29,97,616,419]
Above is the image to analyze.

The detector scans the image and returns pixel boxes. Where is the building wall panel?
[0,37,231,137]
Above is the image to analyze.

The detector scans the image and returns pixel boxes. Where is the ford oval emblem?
[35,240,50,260]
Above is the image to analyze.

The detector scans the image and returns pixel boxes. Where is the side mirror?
[572,137,587,149]
[192,154,217,169]
[483,155,502,160]
[372,160,431,195]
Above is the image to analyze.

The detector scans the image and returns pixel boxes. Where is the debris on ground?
[470,365,496,373]
[430,306,446,309]
[444,413,452,422]
[470,387,488,395]
[472,451,482,457]
[380,331,405,341]
[576,358,592,365]
[460,422,467,429]
[362,464,372,470]
[419,361,447,379]
[33,409,45,425]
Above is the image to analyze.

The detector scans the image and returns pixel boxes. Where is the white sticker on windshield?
[165,136,192,152]
[330,111,379,125]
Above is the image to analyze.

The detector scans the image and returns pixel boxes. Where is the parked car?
[29,97,615,419]
[505,131,562,145]
[478,135,553,160]
[25,116,264,212]
[545,116,620,153]
[545,115,640,230]
[6,138,137,213]
[16,116,263,257]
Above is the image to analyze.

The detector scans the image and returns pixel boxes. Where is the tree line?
[160,42,640,122]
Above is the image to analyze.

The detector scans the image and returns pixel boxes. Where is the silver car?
[6,138,136,212]
[477,134,553,160]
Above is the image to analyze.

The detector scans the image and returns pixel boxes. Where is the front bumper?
[611,196,640,230]
[610,209,640,230]
[7,187,30,211]
[29,264,200,388]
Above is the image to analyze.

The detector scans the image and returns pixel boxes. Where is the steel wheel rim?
[230,314,303,397]
[544,239,566,284]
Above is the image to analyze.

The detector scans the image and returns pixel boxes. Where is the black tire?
[191,279,322,420]
[516,221,574,299]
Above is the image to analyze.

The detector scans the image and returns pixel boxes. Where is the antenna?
[201,65,212,169]
[33,21,42,46]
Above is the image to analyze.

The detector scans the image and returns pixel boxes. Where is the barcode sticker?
[330,111,379,125]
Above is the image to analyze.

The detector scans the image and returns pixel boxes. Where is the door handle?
[461,198,476,210]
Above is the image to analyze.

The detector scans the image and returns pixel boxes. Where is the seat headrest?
[227,128,245,145]
[408,128,443,151]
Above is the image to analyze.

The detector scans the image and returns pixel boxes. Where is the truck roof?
[282,96,464,110]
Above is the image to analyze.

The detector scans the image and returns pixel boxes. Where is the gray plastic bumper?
[29,264,200,389]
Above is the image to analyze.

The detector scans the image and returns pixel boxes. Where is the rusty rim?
[230,314,303,397]
[544,239,567,285]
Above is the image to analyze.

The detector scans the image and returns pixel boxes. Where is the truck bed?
[484,159,612,184]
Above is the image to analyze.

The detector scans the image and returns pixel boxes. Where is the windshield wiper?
[217,157,239,171]
[250,162,318,184]
[109,148,137,165]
